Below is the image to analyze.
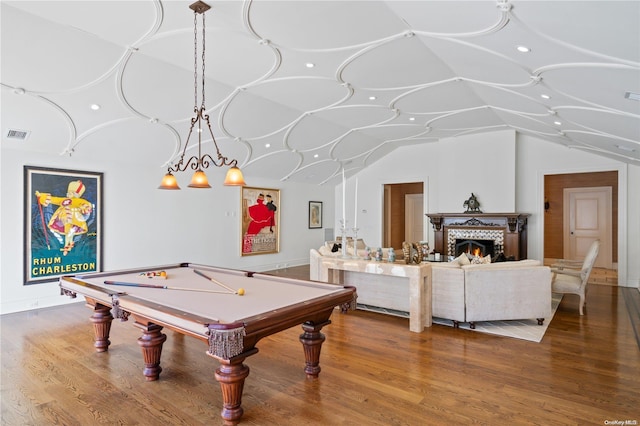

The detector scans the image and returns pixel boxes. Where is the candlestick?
[352,227,360,259]
[354,177,358,229]
[340,219,349,258]
[342,168,346,222]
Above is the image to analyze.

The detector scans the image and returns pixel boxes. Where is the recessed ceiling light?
[369,96,376,100]
[265,143,271,148]
[554,121,562,126]
[624,91,640,101]
[541,94,551,100]
[516,46,530,53]
[409,117,415,121]
[90,104,101,110]
[616,144,636,152]
[313,154,319,158]
[305,63,315,68]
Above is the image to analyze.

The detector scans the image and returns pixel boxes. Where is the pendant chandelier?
[159,1,245,190]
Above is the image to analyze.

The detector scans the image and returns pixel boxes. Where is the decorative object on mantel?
[159,1,245,190]
[463,193,482,213]
[402,242,424,264]
[375,247,383,262]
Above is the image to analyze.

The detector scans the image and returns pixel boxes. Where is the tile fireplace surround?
[426,213,530,260]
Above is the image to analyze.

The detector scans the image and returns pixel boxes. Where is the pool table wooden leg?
[214,349,257,426]
[299,320,330,378]
[88,303,113,353]
[135,323,167,381]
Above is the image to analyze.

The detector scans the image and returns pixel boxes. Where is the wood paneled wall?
[384,182,424,249]
[544,171,618,261]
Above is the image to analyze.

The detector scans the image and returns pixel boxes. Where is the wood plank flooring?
[1,266,639,425]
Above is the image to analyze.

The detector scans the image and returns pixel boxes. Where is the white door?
[405,194,424,242]
[563,187,612,268]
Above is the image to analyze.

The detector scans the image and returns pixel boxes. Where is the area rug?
[357,293,562,343]
[432,293,563,343]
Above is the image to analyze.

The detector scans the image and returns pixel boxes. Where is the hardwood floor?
[1,266,638,425]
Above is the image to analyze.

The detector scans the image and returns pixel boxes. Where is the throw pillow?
[453,253,471,266]
[471,254,490,264]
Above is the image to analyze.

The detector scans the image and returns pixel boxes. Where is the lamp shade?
[224,166,246,186]
[188,170,212,188]
[158,172,180,190]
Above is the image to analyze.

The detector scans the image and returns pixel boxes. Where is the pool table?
[59,262,357,425]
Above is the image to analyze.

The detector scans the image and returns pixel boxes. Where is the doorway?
[563,186,612,269]
[383,182,424,249]
[405,194,424,243]
[544,171,618,270]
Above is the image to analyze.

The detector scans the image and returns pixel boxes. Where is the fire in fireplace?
[455,239,495,258]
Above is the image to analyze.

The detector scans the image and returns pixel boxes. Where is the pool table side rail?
[207,284,357,359]
[59,275,222,341]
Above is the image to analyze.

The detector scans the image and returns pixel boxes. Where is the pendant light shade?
[158,172,180,190]
[223,166,246,186]
[188,169,211,188]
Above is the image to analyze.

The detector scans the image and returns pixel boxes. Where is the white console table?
[315,256,432,332]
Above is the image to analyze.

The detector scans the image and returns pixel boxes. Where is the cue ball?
[237,288,245,296]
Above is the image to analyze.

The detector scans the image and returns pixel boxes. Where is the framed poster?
[24,166,103,285]
[309,201,322,229]
[241,186,280,256]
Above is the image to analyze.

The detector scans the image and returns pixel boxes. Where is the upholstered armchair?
[551,240,600,315]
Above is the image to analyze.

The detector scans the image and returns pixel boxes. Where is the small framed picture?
[308,201,322,229]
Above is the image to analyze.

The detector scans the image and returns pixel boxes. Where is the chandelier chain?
[201,12,206,109]
[193,11,198,109]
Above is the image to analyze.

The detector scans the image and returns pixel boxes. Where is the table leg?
[299,320,330,378]
[135,323,167,381]
[89,303,113,353]
[214,349,256,426]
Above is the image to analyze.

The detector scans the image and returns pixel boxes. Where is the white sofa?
[432,259,552,328]
[310,247,552,329]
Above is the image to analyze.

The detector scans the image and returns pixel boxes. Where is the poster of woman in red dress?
[241,187,280,255]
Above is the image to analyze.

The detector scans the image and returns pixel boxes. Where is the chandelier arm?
[166,113,198,173]
[204,113,238,167]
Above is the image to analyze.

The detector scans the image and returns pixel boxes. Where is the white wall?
[0,148,334,314]
[438,130,516,212]
[337,130,639,288]
[3,129,638,314]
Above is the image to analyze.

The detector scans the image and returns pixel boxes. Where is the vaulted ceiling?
[2,1,639,186]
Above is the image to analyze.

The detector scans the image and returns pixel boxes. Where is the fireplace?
[426,213,529,260]
[455,238,495,258]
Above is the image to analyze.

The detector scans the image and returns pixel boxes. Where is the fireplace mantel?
[426,213,530,260]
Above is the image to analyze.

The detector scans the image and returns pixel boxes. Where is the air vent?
[6,129,30,140]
